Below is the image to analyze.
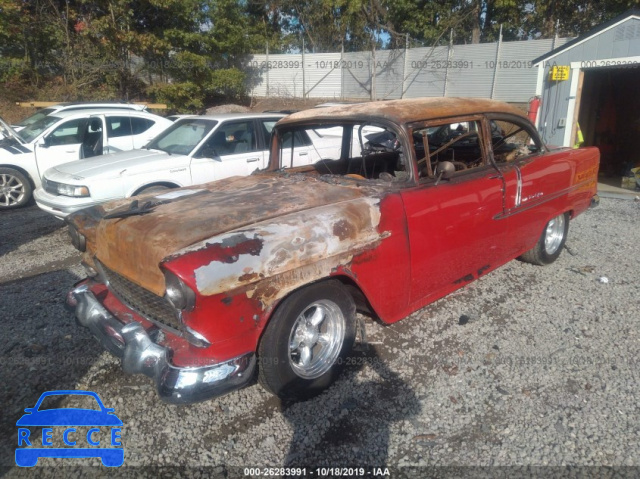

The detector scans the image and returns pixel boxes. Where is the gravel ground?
[0,199,639,477]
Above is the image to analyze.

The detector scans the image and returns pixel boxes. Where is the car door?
[190,120,266,184]
[487,114,570,257]
[33,117,89,177]
[400,116,509,308]
[105,115,159,153]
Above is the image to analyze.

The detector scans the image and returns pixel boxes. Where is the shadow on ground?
[0,205,65,257]
[0,269,102,470]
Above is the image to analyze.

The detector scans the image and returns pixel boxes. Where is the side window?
[107,117,154,137]
[106,117,133,138]
[489,119,542,164]
[204,121,256,156]
[281,130,312,148]
[131,118,154,135]
[47,118,86,146]
[414,118,486,179]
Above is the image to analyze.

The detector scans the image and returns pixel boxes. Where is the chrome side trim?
[514,166,522,208]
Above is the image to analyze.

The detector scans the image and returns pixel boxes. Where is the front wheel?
[258,280,356,400]
[0,168,32,209]
[519,212,569,265]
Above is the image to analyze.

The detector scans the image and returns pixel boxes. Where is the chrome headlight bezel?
[163,270,196,312]
[67,225,86,252]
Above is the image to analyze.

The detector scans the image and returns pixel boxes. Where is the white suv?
[11,102,148,131]
[34,113,344,218]
[0,110,172,209]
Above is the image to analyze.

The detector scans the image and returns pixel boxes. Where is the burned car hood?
[75,174,380,296]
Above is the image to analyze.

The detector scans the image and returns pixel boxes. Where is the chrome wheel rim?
[544,214,565,255]
[288,300,345,379]
[0,173,25,206]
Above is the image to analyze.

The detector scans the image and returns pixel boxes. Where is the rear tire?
[519,212,569,265]
[258,280,356,400]
[0,167,32,209]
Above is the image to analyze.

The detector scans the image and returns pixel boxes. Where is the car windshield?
[16,108,57,128]
[274,121,411,183]
[146,118,217,155]
[19,115,62,143]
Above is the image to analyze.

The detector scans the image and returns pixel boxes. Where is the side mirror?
[434,161,455,184]
[528,145,540,153]
[37,138,49,148]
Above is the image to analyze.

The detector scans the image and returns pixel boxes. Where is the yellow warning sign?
[550,66,570,81]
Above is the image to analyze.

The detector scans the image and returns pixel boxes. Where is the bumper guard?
[67,282,256,404]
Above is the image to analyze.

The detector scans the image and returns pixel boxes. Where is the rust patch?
[278,97,529,129]
[333,219,357,241]
[238,272,260,282]
[186,197,384,298]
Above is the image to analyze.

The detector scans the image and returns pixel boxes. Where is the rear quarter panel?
[501,146,599,256]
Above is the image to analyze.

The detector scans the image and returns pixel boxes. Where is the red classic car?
[65,98,600,403]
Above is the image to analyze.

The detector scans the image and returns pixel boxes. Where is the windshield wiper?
[103,199,162,219]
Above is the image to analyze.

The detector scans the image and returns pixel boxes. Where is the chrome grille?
[98,262,181,330]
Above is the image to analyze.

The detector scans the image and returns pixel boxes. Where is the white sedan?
[34,113,346,219]
[0,110,172,209]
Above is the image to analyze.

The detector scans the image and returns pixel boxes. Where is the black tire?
[519,212,569,265]
[258,280,356,400]
[0,167,32,209]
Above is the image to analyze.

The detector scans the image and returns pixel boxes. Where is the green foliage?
[147,82,205,112]
[0,0,637,107]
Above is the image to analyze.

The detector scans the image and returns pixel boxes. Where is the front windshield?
[275,122,410,183]
[19,115,62,143]
[146,118,217,155]
[16,108,57,128]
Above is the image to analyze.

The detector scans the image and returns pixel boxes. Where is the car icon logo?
[16,390,123,467]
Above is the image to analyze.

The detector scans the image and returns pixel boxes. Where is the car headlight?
[164,270,196,312]
[57,183,90,197]
[68,225,86,252]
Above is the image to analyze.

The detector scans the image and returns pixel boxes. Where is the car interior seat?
[81,118,104,158]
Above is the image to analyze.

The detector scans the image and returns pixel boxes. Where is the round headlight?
[164,270,195,312]
[68,225,86,252]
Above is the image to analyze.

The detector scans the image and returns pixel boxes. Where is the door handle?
[246,158,260,163]
[65,150,76,153]
[298,152,308,156]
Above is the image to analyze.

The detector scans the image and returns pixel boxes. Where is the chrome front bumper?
[67,282,256,404]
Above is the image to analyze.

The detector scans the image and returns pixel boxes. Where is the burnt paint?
[477,264,490,276]
[203,234,263,264]
[453,274,475,285]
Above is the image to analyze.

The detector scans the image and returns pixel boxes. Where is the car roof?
[48,102,147,111]
[176,112,287,121]
[278,97,528,126]
[50,108,162,120]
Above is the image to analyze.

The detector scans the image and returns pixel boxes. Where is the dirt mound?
[206,104,251,114]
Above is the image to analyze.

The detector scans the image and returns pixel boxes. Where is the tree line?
[0,0,634,111]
